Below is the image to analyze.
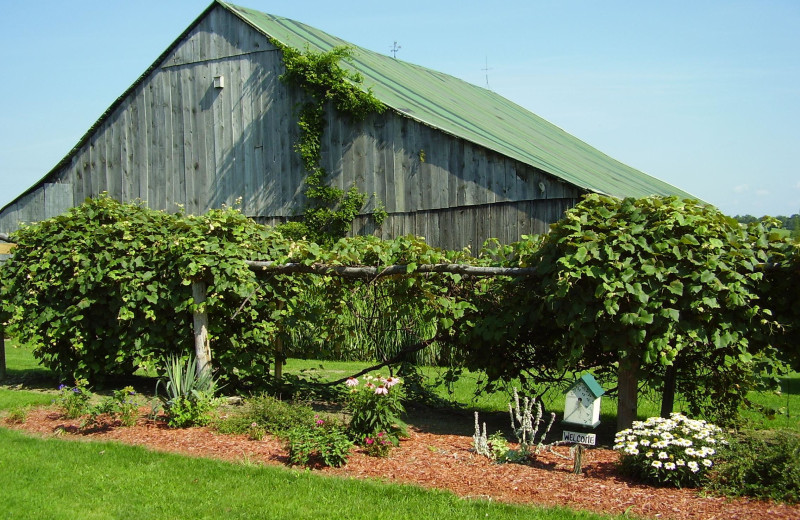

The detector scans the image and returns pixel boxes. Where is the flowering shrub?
[614,413,727,488]
[363,431,393,457]
[110,386,140,427]
[247,421,267,441]
[285,416,353,467]
[54,379,92,419]
[345,375,406,443]
[82,386,140,428]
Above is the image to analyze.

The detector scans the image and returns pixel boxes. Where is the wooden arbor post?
[0,323,6,380]
[191,280,212,377]
[0,233,10,379]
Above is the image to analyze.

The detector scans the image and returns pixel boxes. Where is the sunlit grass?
[0,428,616,520]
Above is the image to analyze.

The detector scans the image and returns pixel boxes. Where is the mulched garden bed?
[6,406,799,520]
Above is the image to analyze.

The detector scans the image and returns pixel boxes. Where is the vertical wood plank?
[241,57,256,214]
[381,115,396,213]
[149,75,166,210]
[461,145,475,206]
[133,82,150,202]
[231,59,246,208]
[107,117,121,198]
[432,132,450,209]
[181,65,197,214]
[170,66,186,209]
[392,116,406,212]
[120,107,132,202]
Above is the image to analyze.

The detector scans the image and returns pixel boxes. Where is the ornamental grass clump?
[614,412,727,488]
[345,374,406,447]
[156,355,219,428]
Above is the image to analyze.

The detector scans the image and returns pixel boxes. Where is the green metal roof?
[222,1,697,200]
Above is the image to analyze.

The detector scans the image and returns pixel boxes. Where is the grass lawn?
[0,428,613,520]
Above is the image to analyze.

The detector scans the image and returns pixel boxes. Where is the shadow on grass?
[781,376,800,396]
[1,367,160,399]
[1,368,57,391]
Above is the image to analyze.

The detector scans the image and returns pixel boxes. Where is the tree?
[0,196,311,388]
[461,195,790,428]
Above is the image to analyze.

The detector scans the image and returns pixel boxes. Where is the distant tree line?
[734,213,800,240]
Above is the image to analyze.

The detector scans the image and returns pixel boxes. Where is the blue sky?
[1,0,798,217]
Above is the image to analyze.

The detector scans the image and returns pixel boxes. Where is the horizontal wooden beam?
[244,260,538,278]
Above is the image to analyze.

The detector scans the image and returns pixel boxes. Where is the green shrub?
[216,394,330,440]
[83,386,141,428]
[0,196,303,390]
[4,406,29,424]
[0,196,184,383]
[707,430,800,503]
[215,394,318,437]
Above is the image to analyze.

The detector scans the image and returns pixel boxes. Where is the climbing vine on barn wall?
[270,39,387,244]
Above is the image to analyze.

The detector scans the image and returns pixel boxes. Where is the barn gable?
[0,1,697,250]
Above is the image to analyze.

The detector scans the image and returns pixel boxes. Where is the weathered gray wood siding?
[0,4,582,248]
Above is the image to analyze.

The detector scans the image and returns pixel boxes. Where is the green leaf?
[666,280,684,296]
[574,246,589,264]
[660,308,680,321]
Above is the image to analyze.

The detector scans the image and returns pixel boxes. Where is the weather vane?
[390,41,401,59]
[482,56,492,90]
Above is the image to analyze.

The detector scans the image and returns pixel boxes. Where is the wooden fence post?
[192,280,212,377]
[0,323,6,380]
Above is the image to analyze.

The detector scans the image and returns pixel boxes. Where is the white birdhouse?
[563,374,605,429]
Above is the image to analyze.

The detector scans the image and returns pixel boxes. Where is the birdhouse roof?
[569,374,605,399]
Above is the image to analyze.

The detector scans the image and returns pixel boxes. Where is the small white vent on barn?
[213,75,225,89]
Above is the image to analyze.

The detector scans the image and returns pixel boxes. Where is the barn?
[0,1,696,250]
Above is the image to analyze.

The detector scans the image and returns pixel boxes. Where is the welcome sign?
[562,430,596,445]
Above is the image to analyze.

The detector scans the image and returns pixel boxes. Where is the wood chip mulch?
[6,407,799,520]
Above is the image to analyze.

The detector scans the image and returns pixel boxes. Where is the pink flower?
[374,385,388,395]
[345,377,359,387]
[384,377,400,388]
[316,419,325,426]
[365,437,374,445]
